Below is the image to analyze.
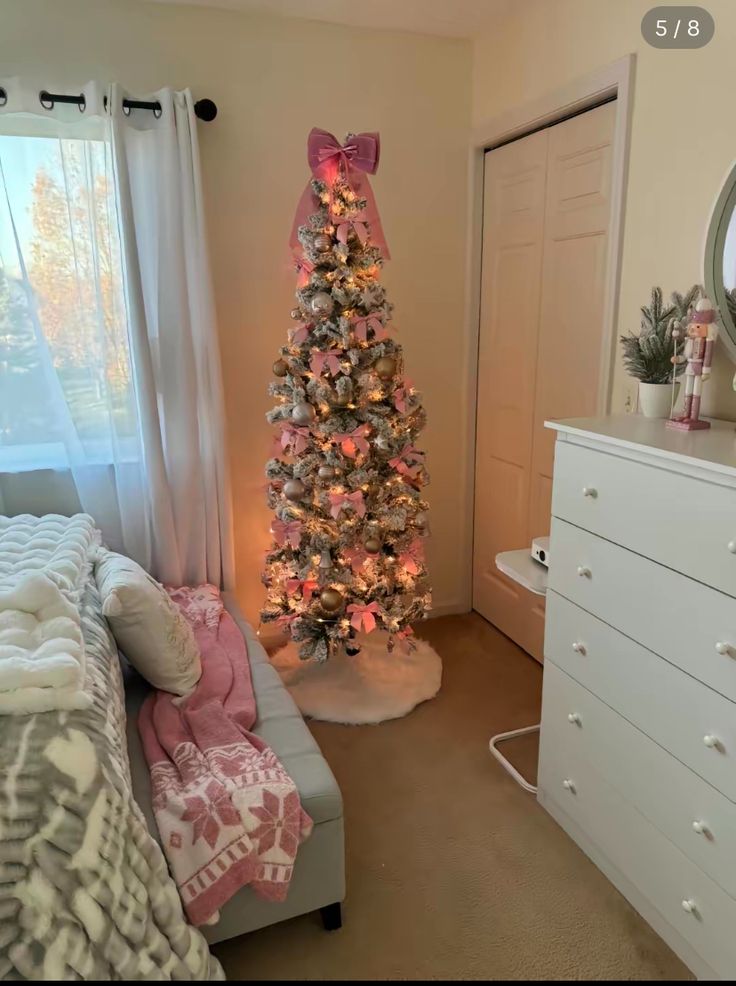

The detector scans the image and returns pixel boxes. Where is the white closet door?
[473,101,615,663]
[528,101,616,547]
[472,129,548,660]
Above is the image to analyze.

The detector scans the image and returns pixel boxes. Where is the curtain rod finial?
[194,98,217,122]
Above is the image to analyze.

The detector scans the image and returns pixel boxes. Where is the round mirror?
[705,165,736,361]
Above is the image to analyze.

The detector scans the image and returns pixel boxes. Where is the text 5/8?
[641,6,714,48]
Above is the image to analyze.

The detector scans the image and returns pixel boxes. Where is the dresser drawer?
[552,440,736,597]
[539,732,736,980]
[545,590,736,802]
[541,660,736,899]
[549,517,736,703]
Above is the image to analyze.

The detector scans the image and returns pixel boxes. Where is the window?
[0,129,138,472]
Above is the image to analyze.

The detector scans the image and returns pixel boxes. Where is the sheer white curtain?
[0,77,234,588]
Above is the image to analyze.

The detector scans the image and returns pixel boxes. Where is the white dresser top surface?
[546,415,736,479]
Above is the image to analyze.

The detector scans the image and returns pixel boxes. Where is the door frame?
[459,54,636,614]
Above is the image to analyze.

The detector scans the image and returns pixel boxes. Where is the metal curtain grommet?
[39,90,54,110]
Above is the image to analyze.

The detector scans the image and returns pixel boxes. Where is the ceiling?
[148,0,512,39]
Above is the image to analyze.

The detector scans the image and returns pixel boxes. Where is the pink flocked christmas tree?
[261,128,431,662]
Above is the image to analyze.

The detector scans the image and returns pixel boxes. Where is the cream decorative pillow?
[94,549,201,695]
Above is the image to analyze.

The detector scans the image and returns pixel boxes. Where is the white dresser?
[539,415,736,981]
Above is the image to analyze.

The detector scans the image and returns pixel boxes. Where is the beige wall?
[1,0,472,620]
[473,0,736,420]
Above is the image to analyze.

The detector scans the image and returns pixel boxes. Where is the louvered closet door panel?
[472,129,548,660]
[528,102,615,548]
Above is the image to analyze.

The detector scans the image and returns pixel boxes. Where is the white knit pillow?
[95,549,201,695]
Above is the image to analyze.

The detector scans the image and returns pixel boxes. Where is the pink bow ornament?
[333,424,370,458]
[310,350,343,377]
[277,612,301,630]
[399,539,424,575]
[329,490,366,519]
[351,313,387,342]
[389,444,424,476]
[280,424,311,455]
[393,379,414,414]
[289,321,312,345]
[271,519,303,549]
[347,601,381,633]
[295,257,315,289]
[331,211,369,248]
[286,578,318,602]
[343,546,368,572]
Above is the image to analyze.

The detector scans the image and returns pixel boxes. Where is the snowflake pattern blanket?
[0,515,221,980]
[138,585,313,927]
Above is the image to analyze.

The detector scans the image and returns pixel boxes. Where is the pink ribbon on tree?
[310,350,343,377]
[289,128,390,259]
[290,322,312,345]
[286,578,318,601]
[396,626,416,653]
[333,424,370,458]
[347,601,381,633]
[271,519,303,549]
[277,612,301,630]
[329,490,366,519]
[280,424,312,455]
[351,313,389,342]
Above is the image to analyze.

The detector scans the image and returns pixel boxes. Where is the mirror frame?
[705,162,736,362]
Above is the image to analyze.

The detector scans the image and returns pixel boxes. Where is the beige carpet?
[213,613,692,981]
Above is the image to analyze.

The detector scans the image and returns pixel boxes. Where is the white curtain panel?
[0,77,234,589]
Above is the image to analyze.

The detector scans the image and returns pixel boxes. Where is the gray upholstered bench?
[124,592,345,944]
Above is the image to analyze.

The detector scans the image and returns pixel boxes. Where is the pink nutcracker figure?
[667,297,718,432]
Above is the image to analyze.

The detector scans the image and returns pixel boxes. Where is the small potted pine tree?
[620,286,699,418]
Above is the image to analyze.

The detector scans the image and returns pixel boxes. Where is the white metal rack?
[488,549,547,794]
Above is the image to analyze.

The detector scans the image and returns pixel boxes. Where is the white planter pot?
[639,381,679,419]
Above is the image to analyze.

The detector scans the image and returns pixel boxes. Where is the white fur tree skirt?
[270,633,442,725]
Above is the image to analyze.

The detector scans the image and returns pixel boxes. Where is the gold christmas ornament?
[272,358,289,377]
[364,537,382,555]
[291,401,316,425]
[319,587,344,613]
[374,356,397,381]
[314,233,332,253]
[283,478,306,501]
[311,292,334,316]
[318,464,337,480]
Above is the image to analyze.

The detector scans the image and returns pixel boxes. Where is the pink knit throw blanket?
[138,586,313,927]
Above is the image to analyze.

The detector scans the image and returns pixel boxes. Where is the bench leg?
[320,902,342,931]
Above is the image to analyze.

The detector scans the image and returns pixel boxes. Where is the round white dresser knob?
[576,566,592,578]
[681,898,697,915]
[728,541,736,555]
[715,641,733,657]
[582,487,598,498]
[572,641,586,655]
[692,820,709,836]
[567,713,582,726]
[703,734,719,749]
[562,779,576,793]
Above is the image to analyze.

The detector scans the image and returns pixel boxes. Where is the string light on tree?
[261,128,432,662]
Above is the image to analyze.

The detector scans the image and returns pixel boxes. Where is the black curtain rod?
[0,87,217,121]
